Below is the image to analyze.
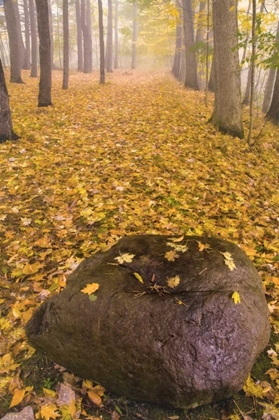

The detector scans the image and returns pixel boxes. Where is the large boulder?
[26,235,270,409]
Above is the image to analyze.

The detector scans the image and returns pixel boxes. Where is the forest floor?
[0,69,279,420]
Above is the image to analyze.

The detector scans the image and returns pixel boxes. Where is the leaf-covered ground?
[0,69,279,420]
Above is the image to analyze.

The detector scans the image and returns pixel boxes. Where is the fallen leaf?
[115,253,135,264]
[164,250,179,261]
[87,390,103,407]
[221,251,236,271]
[133,272,144,283]
[81,283,100,295]
[167,275,180,289]
[9,388,26,408]
[231,291,241,304]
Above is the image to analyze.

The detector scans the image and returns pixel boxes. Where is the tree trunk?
[81,0,90,73]
[76,0,83,71]
[0,58,19,143]
[106,0,113,72]
[86,0,93,71]
[48,0,54,69]
[131,0,138,69]
[114,0,119,69]
[172,2,182,79]
[98,0,105,84]
[210,0,244,138]
[23,0,31,70]
[208,53,214,92]
[181,0,199,90]
[242,66,252,105]
[62,0,69,89]
[265,70,279,122]
[14,0,26,68]
[262,68,276,114]
[3,0,24,83]
[29,0,38,77]
[196,1,206,89]
[35,0,52,106]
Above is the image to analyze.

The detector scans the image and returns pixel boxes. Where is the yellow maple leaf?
[133,272,144,283]
[167,275,180,289]
[221,251,236,271]
[243,374,264,398]
[81,283,100,295]
[164,250,179,262]
[115,253,135,264]
[197,241,211,252]
[40,404,60,420]
[231,291,241,304]
[166,242,188,253]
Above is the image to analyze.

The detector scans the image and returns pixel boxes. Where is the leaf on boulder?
[164,250,179,262]
[81,283,100,295]
[197,241,211,252]
[115,253,135,264]
[167,275,180,289]
[221,251,236,271]
[231,291,241,304]
[166,242,188,253]
[133,272,144,283]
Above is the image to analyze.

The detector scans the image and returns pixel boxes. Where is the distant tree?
[265,69,279,123]
[35,0,52,106]
[3,0,24,83]
[81,0,91,73]
[62,0,69,89]
[106,0,113,72]
[0,58,19,143]
[210,0,244,138]
[181,0,199,90]
[262,67,276,114]
[86,0,93,71]
[131,0,138,69]
[13,0,26,68]
[98,0,105,84]
[114,0,119,69]
[23,0,31,70]
[29,0,38,77]
[76,0,83,71]
[172,2,182,79]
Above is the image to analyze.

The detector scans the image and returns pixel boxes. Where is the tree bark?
[265,69,279,122]
[3,0,24,83]
[114,0,119,69]
[0,58,19,143]
[35,0,52,106]
[131,0,138,69]
[23,0,31,70]
[106,0,113,72]
[86,0,93,71]
[29,0,38,77]
[98,0,105,84]
[210,0,244,138]
[172,2,182,79]
[181,0,199,90]
[14,0,26,68]
[62,0,69,90]
[262,68,276,114]
[76,0,83,71]
[81,0,90,73]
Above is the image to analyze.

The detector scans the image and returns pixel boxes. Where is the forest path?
[0,69,279,419]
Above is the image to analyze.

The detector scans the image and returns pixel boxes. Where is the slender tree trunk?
[86,0,93,71]
[196,1,206,89]
[262,68,276,114]
[208,52,214,92]
[114,0,119,69]
[98,0,105,84]
[76,0,83,71]
[265,69,279,122]
[210,0,244,138]
[35,0,52,106]
[247,0,256,146]
[172,2,182,79]
[3,0,24,83]
[131,0,138,69]
[106,0,113,72]
[48,0,54,69]
[14,0,26,68]
[243,66,252,105]
[29,0,37,77]
[62,0,69,89]
[23,0,31,70]
[181,0,199,90]
[81,0,90,73]
[0,58,19,142]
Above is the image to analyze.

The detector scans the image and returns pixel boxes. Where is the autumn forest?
[1,0,279,419]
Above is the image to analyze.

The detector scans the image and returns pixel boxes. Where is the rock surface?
[26,235,270,409]
[0,406,35,420]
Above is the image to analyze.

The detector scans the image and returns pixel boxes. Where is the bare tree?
[35,0,52,106]
[29,0,38,77]
[62,0,69,89]
[131,0,138,69]
[76,0,83,71]
[106,0,113,72]
[114,0,119,69]
[181,0,199,90]
[98,0,105,84]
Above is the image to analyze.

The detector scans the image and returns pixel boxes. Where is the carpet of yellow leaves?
[0,69,279,419]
